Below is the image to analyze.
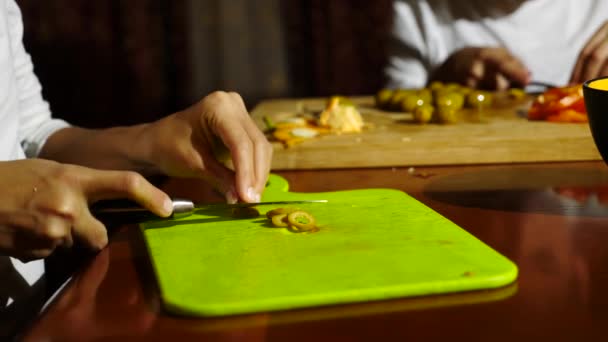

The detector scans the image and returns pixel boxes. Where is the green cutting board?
[142,175,517,316]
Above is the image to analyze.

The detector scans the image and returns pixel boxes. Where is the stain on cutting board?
[142,175,517,317]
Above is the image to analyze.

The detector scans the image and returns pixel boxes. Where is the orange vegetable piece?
[528,84,587,122]
[546,109,588,123]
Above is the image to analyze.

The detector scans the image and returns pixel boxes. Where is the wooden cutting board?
[142,175,517,317]
[251,96,602,170]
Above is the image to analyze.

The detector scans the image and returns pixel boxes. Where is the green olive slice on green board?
[287,211,316,231]
[271,214,289,227]
[266,207,299,219]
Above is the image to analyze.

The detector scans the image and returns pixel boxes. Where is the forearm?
[38,125,159,174]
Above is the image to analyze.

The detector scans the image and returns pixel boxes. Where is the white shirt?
[386,0,608,89]
[1,0,69,311]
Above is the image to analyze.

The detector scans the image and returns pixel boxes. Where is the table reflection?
[24,248,157,341]
[424,166,608,322]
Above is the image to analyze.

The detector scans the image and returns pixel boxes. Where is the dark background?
[16,0,392,128]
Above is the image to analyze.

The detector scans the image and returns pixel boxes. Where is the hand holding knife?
[92,198,327,222]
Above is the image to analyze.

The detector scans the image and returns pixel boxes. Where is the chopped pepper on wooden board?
[265,96,365,148]
[318,96,365,133]
[528,84,587,123]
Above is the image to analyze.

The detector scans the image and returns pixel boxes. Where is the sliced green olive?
[271,213,289,227]
[266,207,299,219]
[287,211,317,232]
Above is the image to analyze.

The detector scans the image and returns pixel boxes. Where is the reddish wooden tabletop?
[16,161,608,341]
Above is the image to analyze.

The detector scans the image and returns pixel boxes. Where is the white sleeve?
[7,0,69,158]
[385,0,431,89]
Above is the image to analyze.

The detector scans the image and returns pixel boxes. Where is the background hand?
[570,21,608,84]
[0,159,171,261]
[430,47,530,90]
[142,91,273,203]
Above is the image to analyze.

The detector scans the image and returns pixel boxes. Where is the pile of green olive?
[375,82,494,124]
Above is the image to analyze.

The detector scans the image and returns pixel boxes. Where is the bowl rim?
[583,76,608,89]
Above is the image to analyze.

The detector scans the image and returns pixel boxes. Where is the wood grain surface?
[252,96,602,170]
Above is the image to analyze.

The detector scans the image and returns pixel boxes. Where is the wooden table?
[14,161,608,341]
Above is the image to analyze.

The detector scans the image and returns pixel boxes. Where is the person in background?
[0,0,272,328]
[386,0,608,90]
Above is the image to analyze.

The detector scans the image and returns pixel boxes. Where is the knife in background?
[525,81,558,95]
[92,198,327,222]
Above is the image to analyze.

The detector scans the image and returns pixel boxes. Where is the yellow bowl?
[583,77,608,164]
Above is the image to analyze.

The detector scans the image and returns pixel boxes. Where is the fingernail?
[247,187,261,202]
[163,198,174,216]
[226,187,238,204]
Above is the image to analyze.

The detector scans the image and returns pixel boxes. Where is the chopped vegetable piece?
[319,96,364,133]
[281,117,308,125]
[271,214,289,227]
[528,84,587,122]
[270,117,331,148]
[263,116,275,131]
[266,207,318,233]
[275,117,308,129]
[545,109,588,123]
[287,211,316,231]
[266,207,299,219]
[291,127,319,138]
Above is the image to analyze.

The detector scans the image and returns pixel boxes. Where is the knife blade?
[525,80,558,95]
[92,198,328,221]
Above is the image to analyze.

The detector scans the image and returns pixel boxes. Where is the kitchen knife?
[92,198,328,222]
[525,80,558,95]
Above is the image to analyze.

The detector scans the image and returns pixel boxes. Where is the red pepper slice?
[528,85,587,122]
